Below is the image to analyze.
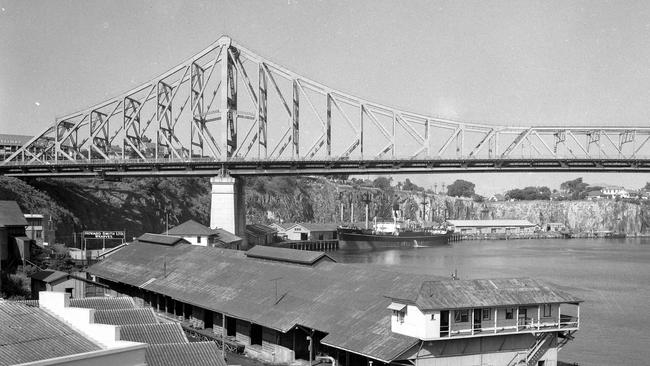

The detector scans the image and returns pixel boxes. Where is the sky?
[2,0,650,195]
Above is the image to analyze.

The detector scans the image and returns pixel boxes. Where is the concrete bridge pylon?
[210,175,247,248]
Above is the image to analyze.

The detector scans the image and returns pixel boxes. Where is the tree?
[560,178,589,200]
[402,178,424,192]
[447,179,475,198]
[373,177,393,191]
[505,186,551,200]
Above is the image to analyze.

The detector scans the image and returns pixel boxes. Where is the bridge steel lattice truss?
[3,36,650,177]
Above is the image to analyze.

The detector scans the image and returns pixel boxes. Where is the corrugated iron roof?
[165,220,216,236]
[119,323,188,344]
[137,233,186,246]
[245,246,335,265]
[0,301,100,365]
[289,223,339,232]
[446,220,536,227]
[93,308,158,325]
[212,228,242,244]
[145,342,226,366]
[390,278,583,311]
[88,243,437,362]
[30,269,68,283]
[70,297,136,311]
[246,224,277,235]
[0,201,28,227]
[269,222,295,231]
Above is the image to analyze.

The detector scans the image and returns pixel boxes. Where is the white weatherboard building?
[600,185,629,199]
[388,278,581,366]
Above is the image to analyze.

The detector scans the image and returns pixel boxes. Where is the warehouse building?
[88,236,581,366]
[446,219,538,235]
[283,223,339,241]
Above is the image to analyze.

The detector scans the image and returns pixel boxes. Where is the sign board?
[82,230,125,240]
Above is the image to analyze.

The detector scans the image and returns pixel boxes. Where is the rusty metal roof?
[70,297,136,311]
[392,278,583,311]
[93,308,158,325]
[88,242,437,362]
[119,323,188,344]
[0,201,27,228]
[145,342,226,366]
[0,301,100,365]
[245,245,335,265]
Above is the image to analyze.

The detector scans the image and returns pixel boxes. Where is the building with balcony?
[87,237,582,366]
[387,278,581,366]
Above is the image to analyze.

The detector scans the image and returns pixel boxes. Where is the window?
[454,309,469,323]
[543,304,552,317]
[318,234,324,240]
[505,308,514,320]
[197,236,202,243]
[482,308,491,320]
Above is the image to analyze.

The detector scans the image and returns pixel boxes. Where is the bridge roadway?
[2,157,650,178]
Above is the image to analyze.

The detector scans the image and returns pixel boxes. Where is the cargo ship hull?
[337,230,449,250]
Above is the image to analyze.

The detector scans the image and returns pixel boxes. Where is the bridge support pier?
[210,175,247,249]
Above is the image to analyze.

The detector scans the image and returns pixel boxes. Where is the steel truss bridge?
[3,36,650,177]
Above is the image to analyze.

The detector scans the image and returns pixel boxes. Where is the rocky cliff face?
[2,176,648,245]
[397,193,649,234]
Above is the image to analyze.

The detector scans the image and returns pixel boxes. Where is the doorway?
[226,317,237,336]
[204,310,213,329]
[473,309,482,331]
[440,310,449,336]
[250,323,263,346]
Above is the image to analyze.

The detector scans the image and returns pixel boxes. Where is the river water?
[330,238,650,366]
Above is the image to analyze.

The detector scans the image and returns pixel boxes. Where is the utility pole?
[362,192,372,229]
[420,191,428,221]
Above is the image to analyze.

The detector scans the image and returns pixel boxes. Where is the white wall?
[392,305,440,339]
[286,226,308,241]
[39,291,142,350]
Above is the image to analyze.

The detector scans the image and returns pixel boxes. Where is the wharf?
[449,232,564,242]
[272,239,339,251]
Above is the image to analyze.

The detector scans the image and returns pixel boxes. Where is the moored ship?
[337,221,450,250]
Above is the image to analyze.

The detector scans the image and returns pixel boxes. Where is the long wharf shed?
[88,238,582,366]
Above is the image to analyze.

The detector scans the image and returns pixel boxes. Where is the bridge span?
[2,158,650,178]
[3,36,650,242]
[3,36,650,177]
